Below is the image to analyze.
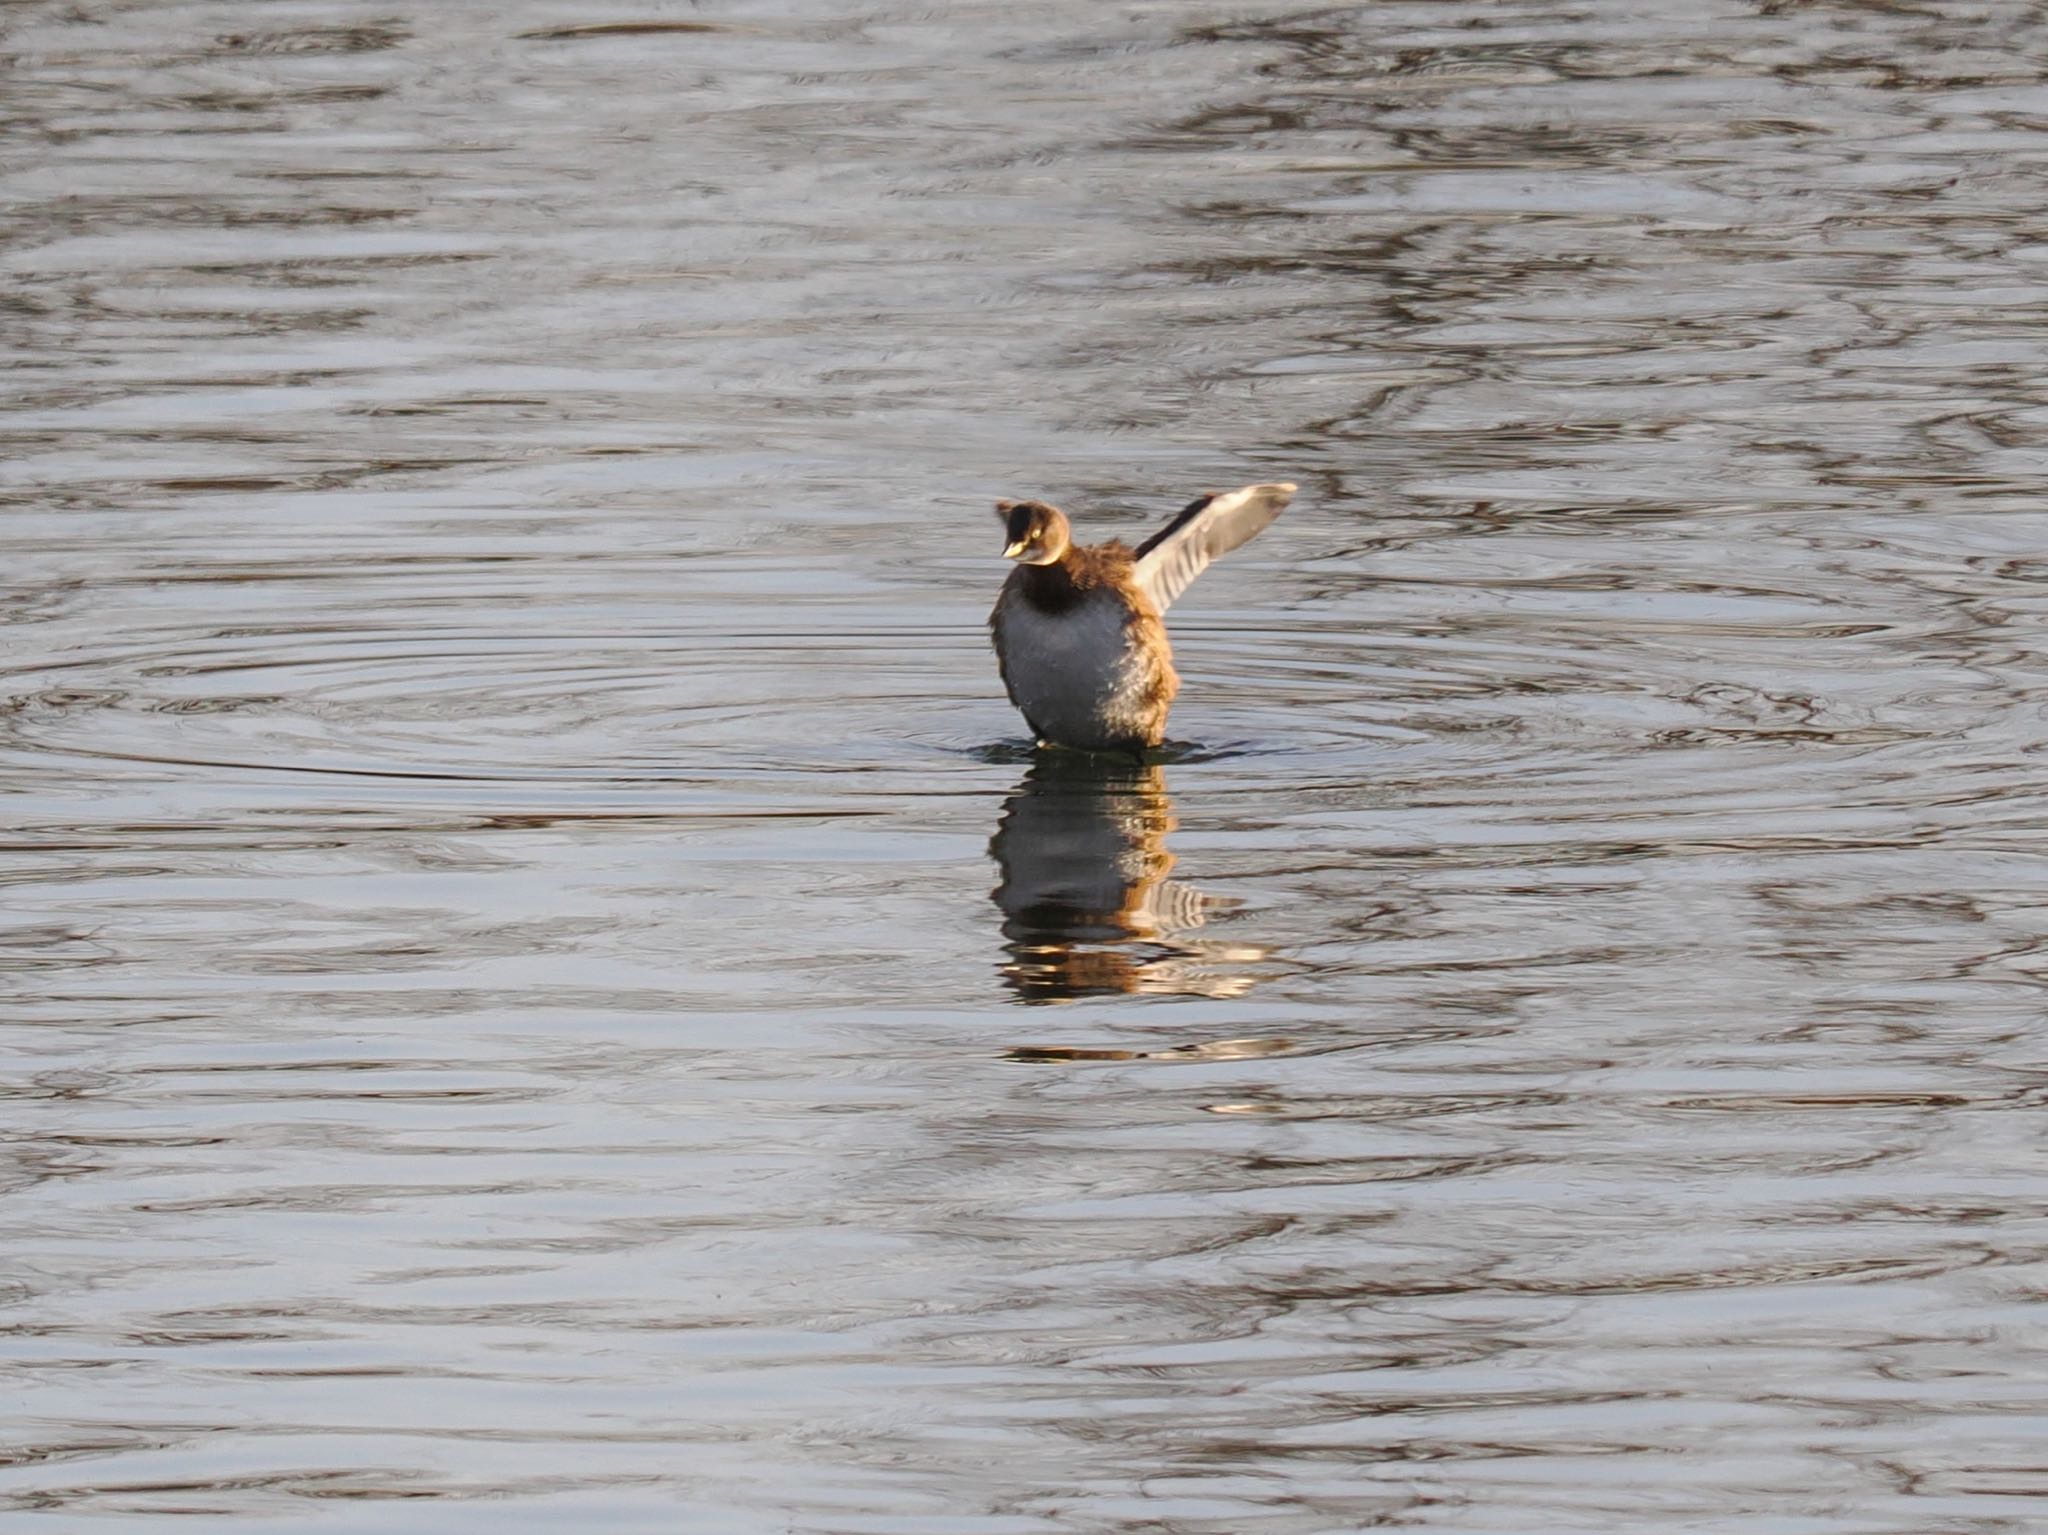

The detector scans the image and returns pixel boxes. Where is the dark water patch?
[1004,1036,1300,1065]
[515,22,734,42]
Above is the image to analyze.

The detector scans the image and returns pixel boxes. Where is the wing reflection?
[988,755,1269,1002]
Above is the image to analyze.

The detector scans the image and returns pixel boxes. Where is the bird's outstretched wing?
[1132,482,1296,614]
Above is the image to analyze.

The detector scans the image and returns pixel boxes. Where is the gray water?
[6,2,2048,1530]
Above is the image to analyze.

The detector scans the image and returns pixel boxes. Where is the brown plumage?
[987,484,1296,752]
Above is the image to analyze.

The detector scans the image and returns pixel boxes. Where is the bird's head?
[995,499,1071,565]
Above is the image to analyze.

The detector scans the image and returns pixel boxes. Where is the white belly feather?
[997,591,1162,750]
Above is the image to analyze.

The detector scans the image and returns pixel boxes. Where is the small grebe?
[988,482,1297,752]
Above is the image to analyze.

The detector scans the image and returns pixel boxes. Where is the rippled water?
[7,1,2048,1529]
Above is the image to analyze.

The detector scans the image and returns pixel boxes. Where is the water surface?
[6,1,2048,1530]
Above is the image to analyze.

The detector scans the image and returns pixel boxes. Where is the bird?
[988,481,1297,753]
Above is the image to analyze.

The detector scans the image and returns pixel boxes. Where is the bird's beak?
[1002,540,1028,560]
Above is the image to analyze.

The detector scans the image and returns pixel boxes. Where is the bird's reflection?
[989,754,1269,1002]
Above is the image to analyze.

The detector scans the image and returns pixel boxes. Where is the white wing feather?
[1131,482,1296,614]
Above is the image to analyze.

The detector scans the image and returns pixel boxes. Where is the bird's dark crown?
[998,500,1056,546]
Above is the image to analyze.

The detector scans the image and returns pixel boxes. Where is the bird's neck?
[1017,555,1089,614]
